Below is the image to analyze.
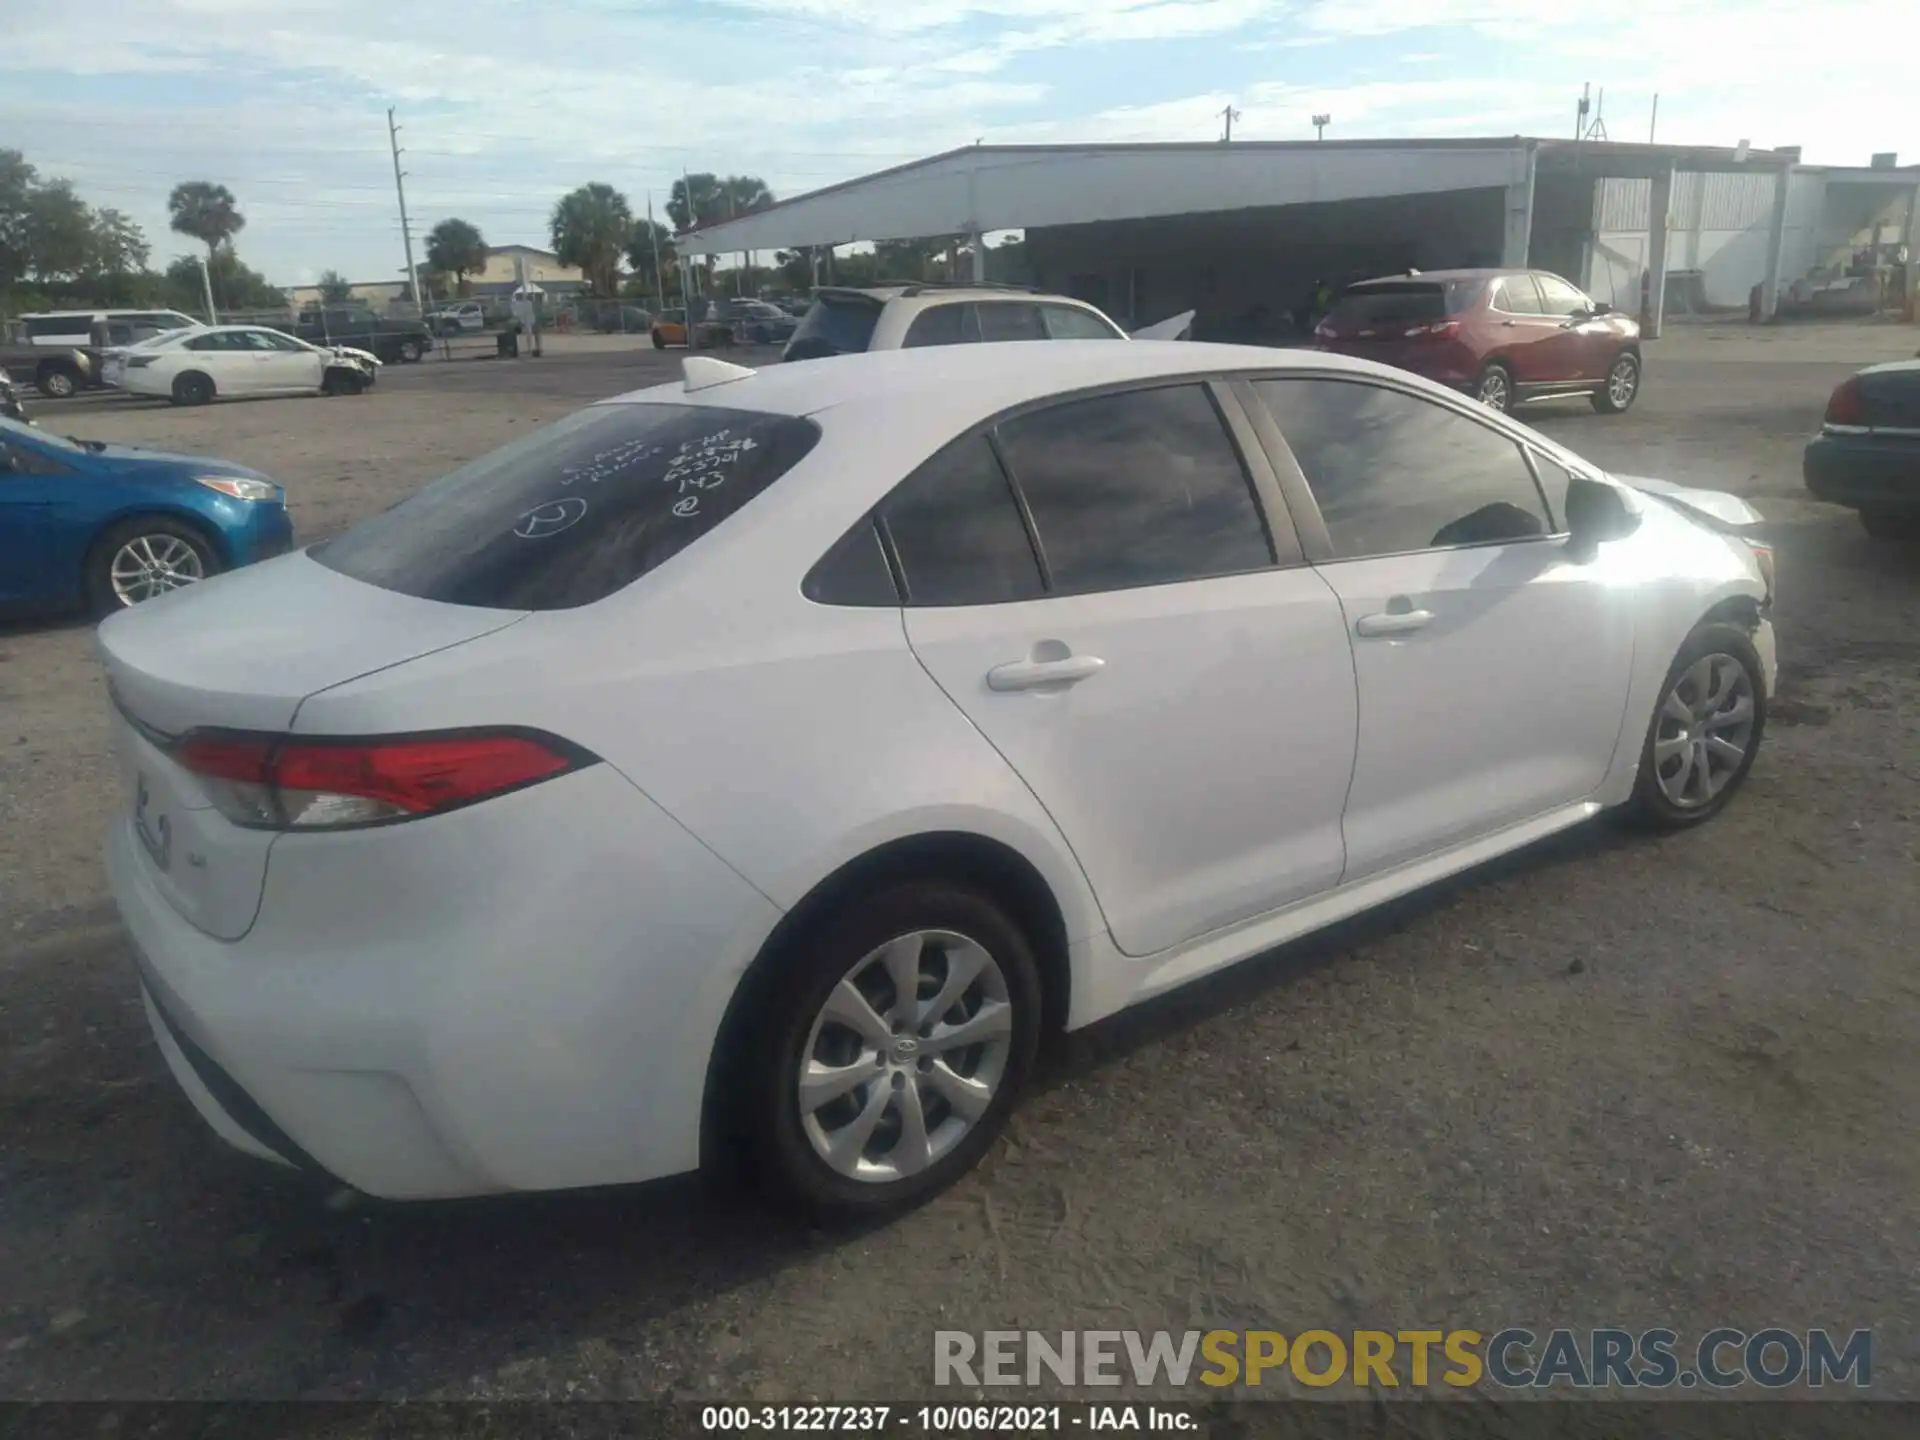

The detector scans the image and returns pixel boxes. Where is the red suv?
[1313,269,1643,416]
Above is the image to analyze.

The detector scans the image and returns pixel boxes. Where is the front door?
[890,383,1358,957]
[250,330,324,391]
[1248,375,1636,877]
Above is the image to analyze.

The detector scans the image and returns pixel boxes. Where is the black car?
[725,300,800,345]
[1804,355,1920,540]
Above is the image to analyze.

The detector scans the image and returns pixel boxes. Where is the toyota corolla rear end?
[100,396,820,1198]
[1312,277,1487,388]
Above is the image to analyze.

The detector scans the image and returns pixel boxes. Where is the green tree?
[167,181,245,263]
[316,268,353,304]
[0,149,37,290]
[165,250,283,315]
[22,179,94,284]
[666,173,775,232]
[624,218,676,295]
[549,182,631,297]
[424,217,488,291]
[86,207,150,277]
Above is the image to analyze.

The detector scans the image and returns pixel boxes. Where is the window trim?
[876,430,1047,608]
[1235,371,1564,566]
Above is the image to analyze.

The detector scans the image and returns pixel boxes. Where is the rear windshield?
[1329,282,1479,324]
[785,293,881,359]
[313,402,821,610]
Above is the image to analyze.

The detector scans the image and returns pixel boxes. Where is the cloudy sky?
[5,0,1914,285]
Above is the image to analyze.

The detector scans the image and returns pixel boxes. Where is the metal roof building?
[679,138,1915,338]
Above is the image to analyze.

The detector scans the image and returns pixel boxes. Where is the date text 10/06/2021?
[703,1406,1194,1432]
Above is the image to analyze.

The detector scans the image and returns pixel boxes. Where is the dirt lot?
[1,326,1917,1403]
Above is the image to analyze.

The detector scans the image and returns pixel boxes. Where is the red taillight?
[173,729,591,830]
[1403,320,1461,340]
[1824,376,1866,426]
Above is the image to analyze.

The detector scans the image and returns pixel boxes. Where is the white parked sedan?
[100,341,1776,1216]
[105,324,380,405]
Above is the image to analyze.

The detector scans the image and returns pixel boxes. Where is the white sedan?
[99,342,1776,1215]
[105,324,380,405]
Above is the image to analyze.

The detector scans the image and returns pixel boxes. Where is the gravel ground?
[0,325,1916,1404]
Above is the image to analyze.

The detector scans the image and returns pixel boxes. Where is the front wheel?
[171,371,214,406]
[1473,362,1513,413]
[1591,351,1642,413]
[733,881,1043,1218]
[650,329,667,349]
[398,338,424,363]
[1620,622,1767,829]
[86,517,221,615]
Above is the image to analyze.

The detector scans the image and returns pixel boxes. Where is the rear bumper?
[106,766,783,1199]
[1803,432,1920,513]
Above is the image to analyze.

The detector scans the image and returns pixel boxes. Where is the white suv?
[782,284,1130,362]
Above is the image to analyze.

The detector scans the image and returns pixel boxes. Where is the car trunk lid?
[98,552,526,939]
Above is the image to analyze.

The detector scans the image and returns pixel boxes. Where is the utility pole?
[1219,104,1241,143]
[388,107,423,315]
[197,253,217,323]
[1312,113,1331,141]
[1648,92,1660,145]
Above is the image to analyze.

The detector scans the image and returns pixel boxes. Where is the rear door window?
[786,293,882,357]
[1039,304,1123,340]
[901,304,977,348]
[976,303,1047,342]
[25,317,88,340]
[994,384,1274,595]
[880,435,1044,606]
[313,402,822,610]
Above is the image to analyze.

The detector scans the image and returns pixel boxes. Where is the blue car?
[0,414,294,617]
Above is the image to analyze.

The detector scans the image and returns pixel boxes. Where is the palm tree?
[425,217,488,293]
[316,269,353,304]
[167,181,245,263]
[549,183,631,297]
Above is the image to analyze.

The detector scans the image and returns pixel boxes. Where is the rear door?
[897,381,1357,957]
[1532,273,1608,381]
[1248,375,1636,879]
[1486,274,1562,384]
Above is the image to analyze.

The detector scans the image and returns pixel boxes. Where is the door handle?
[986,654,1106,692]
[1354,608,1433,638]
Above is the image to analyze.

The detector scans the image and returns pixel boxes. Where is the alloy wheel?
[42,369,76,399]
[797,929,1014,1184]
[1608,357,1639,409]
[1652,652,1756,808]
[1477,369,1510,410]
[109,534,206,606]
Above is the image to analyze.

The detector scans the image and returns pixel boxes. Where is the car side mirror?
[1564,476,1639,560]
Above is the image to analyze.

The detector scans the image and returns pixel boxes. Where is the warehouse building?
[678,138,1919,339]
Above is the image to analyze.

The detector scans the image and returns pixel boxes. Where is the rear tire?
[85,516,222,616]
[1860,510,1920,542]
[730,881,1042,1220]
[1620,622,1767,830]
[1590,351,1641,414]
[650,329,667,349]
[1473,362,1514,413]
[36,361,81,400]
[171,371,214,406]
[399,338,424,363]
